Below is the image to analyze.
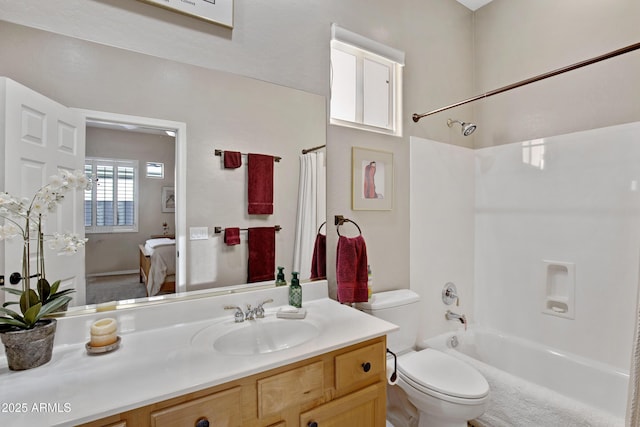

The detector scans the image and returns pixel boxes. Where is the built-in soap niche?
[542,260,575,319]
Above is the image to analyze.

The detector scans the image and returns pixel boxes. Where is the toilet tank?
[356,289,420,354]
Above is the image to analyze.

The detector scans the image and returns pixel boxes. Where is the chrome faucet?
[254,298,273,318]
[245,304,256,321]
[445,310,467,330]
[224,305,245,323]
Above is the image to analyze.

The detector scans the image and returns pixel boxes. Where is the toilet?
[357,289,489,427]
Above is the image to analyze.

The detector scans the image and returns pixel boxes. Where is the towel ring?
[317,221,327,235]
[335,216,362,237]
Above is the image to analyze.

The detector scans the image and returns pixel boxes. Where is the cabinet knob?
[308,422,318,427]
[361,362,371,372]
[195,417,209,427]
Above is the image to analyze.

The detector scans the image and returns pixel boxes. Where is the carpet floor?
[85,274,147,305]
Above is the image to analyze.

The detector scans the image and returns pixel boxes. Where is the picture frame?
[352,147,393,211]
[161,186,176,213]
[138,0,234,28]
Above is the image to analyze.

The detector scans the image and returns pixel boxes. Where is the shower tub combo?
[424,327,628,427]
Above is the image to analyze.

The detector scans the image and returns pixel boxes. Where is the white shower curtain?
[293,151,326,280]
[627,283,640,426]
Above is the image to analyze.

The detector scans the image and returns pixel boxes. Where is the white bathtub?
[424,327,628,427]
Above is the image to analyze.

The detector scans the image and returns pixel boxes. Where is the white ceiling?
[456,0,493,11]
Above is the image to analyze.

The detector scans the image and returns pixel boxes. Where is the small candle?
[90,318,118,347]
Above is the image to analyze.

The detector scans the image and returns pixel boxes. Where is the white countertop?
[0,281,397,426]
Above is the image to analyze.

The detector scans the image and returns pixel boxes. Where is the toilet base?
[397,376,487,427]
[417,411,469,427]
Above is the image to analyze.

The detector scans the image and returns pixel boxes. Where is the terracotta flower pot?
[0,319,57,371]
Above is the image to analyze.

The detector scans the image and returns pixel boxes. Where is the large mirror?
[0,21,326,310]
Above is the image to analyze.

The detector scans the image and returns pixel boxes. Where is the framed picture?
[138,0,233,28]
[161,187,176,213]
[352,147,393,211]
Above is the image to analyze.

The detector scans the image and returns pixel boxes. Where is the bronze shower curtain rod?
[412,41,640,122]
[302,144,326,154]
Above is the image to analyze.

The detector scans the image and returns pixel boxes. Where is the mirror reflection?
[0,21,327,311]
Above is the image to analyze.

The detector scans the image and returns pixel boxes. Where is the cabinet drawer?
[300,382,386,427]
[335,340,385,391]
[257,361,324,418]
[150,386,241,427]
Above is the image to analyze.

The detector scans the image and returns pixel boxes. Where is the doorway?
[75,110,187,299]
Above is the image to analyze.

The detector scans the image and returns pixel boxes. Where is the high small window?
[146,162,164,179]
[330,23,404,136]
[85,158,139,233]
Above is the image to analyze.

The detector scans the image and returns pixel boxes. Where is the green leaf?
[37,296,71,319]
[37,278,51,302]
[19,290,40,315]
[0,287,24,297]
[0,318,28,328]
[0,306,25,322]
[2,301,19,308]
[23,303,42,327]
[49,280,61,295]
[49,289,76,300]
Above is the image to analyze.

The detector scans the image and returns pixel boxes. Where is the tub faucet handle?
[442,282,459,306]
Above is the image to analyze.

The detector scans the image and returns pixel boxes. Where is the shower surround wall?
[410,137,475,344]
[474,121,640,369]
[411,122,640,371]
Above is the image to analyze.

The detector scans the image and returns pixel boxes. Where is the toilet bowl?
[356,290,489,427]
[397,349,488,427]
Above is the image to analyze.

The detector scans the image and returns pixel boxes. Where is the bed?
[139,238,176,296]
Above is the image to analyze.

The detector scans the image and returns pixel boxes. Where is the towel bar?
[214,225,281,234]
[214,149,281,162]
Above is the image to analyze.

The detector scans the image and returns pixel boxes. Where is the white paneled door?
[1,77,86,306]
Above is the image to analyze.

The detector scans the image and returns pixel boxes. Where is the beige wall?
[85,127,175,275]
[473,0,640,148]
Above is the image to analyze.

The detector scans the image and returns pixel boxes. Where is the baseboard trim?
[87,270,138,278]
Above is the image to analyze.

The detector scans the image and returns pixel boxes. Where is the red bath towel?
[248,153,274,215]
[310,232,326,280]
[224,227,241,246]
[224,151,242,169]
[247,227,276,283]
[336,235,368,303]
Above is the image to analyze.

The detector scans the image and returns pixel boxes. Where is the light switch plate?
[189,226,209,240]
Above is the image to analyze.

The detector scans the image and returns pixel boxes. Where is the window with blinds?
[85,158,139,233]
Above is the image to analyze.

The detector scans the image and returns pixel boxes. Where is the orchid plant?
[0,170,91,329]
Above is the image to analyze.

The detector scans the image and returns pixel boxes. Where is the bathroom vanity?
[0,281,396,427]
[79,337,386,426]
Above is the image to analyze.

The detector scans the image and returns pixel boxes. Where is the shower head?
[447,118,477,136]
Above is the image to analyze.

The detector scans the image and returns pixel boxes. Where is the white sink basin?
[191,315,320,355]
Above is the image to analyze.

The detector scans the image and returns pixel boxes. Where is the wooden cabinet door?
[300,383,385,427]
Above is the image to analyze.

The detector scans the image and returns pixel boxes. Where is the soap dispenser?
[275,266,287,287]
[289,272,302,308]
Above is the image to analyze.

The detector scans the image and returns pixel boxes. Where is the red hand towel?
[224,227,241,246]
[247,227,276,283]
[336,235,369,303]
[248,153,274,215]
[310,233,326,280]
[224,151,242,169]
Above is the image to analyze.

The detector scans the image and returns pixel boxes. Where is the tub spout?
[446,310,467,330]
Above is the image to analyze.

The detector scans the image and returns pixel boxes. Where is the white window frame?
[330,23,404,137]
[85,157,139,234]
[146,161,165,179]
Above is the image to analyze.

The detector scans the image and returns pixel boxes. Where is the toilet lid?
[397,349,489,399]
